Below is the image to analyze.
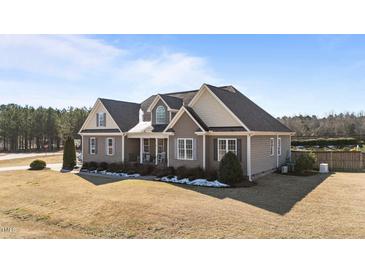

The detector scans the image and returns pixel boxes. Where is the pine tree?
[218,151,244,186]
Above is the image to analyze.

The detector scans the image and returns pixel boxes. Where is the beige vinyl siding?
[168,112,203,168]
[83,101,119,130]
[206,136,247,175]
[192,87,241,127]
[83,136,123,163]
[251,135,277,175]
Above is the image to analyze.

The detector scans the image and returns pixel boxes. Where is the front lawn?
[0,170,364,238]
[0,154,63,168]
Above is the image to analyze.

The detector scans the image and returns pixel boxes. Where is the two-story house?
[79,84,294,181]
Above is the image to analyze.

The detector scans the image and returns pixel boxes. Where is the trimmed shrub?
[97,162,109,171]
[107,162,123,172]
[218,151,244,186]
[136,164,155,176]
[187,167,205,181]
[176,166,189,180]
[88,162,98,170]
[292,138,359,147]
[29,159,46,170]
[81,162,89,170]
[152,166,175,177]
[295,152,316,173]
[62,136,76,170]
[205,169,218,181]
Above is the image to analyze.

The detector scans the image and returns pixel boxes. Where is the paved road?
[0,163,63,172]
[0,152,62,161]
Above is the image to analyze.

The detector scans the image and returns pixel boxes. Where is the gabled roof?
[185,107,209,131]
[159,94,183,110]
[164,106,207,133]
[99,98,140,132]
[204,84,292,132]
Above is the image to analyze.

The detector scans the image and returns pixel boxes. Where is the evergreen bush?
[30,159,46,170]
[62,136,76,170]
[218,151,244,186]
[295,152,316,173]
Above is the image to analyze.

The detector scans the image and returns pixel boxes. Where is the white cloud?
[0,35,124,80]
[0,35,220,107]
[120,51,218,90]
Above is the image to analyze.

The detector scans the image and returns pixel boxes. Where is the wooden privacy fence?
[291,151,365,171]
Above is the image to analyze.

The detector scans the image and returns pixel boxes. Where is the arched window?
[156,105,166,124]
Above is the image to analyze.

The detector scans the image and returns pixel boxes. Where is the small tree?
[295,152,316,173]
[62,136,76,170]
[218,151,243,186]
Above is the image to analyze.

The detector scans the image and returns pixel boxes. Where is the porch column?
[167,137,169,167]
[276,134,279,168]
[122,134,125,163]
[155,138,158,165]
[140,138,143,164]
[247,134,252,182]
[202,134,206,170]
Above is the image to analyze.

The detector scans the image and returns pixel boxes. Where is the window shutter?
[193,138,197,160]
[103,113,106,127]
[213,138,217,161]
[96,113,99,127]
[95,138,98,154]
[237,138,242,162]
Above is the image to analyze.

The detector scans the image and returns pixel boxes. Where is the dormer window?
[156,105,166,124]
[97,112,106,127]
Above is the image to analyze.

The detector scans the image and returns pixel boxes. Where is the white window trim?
[277,137,282,156]
[97,112,106,127]
[105,137,115,156]
[177,138,194,160]
[155,105,166,125]
[90,137,96,155]
[217,138,237,161]
[270,138,275,156]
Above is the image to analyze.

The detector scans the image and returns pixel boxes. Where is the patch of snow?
[160,176,228,188]
[81,170,141,178]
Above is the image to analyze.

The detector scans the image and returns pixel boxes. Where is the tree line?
[1,103,364,152]
[0,104,90,152]
[279,112,365,139]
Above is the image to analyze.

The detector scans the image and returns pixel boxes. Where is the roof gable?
[99,98,140,132]
[206,85,292,132]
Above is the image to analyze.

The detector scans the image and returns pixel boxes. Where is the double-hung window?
[90,137,96,155]
[218,138,237,161]
[270,138,275,156]
[97,112,106,127]
[177,138,193,160]
[106,137,114,156]
[277,137,281,156]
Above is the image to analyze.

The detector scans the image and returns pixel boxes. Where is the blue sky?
[0,34,365,117]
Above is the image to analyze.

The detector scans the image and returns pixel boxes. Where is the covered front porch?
[138,137,168,165]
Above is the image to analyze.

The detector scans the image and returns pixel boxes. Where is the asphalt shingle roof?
[99,98,140,132]
[159,94,183,110]
[205,84,292,132]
